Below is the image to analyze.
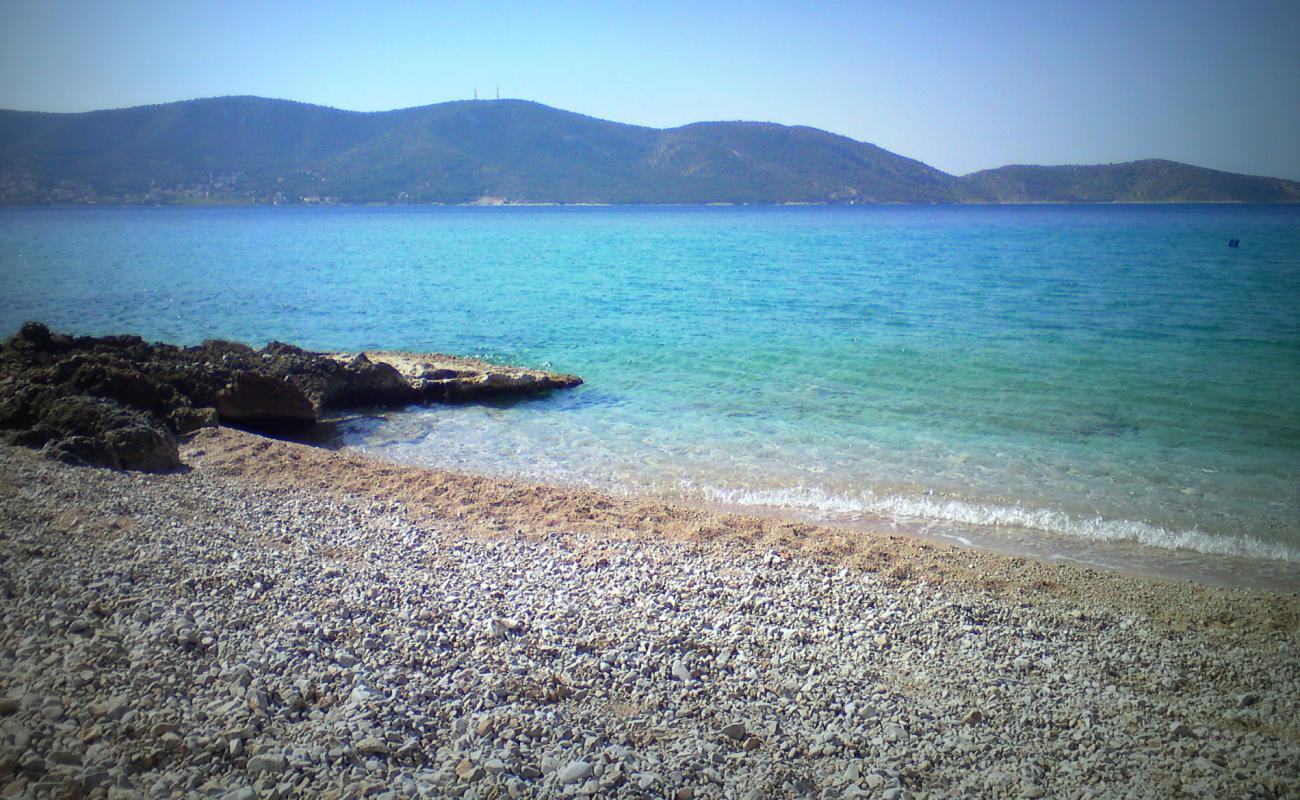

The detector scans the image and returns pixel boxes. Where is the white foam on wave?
[705,484,1300,564]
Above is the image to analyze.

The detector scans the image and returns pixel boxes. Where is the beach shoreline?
[335,415,1300,597]
[2,427,1297,798]
[682,495,1300,595]
[218,427,1297,614]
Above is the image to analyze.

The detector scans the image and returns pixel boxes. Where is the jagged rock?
[356,351,582,402]
[41,433,119,467]
[170,406,221,435]
[36,396,181,471]
[67,357,176,415]
[267,349,418,411]
[215,372,316,426]
[0,379,40,429]
[8,320,71,354]
[329,353,419,408]
[0,323,582,471]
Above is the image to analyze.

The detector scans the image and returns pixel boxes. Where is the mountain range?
[1,96,1297,205]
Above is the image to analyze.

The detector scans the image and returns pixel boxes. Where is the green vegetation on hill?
[960,160,1300,204]
[1,97,1296,204]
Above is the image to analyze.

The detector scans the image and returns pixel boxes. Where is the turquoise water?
[2,205,1298,586]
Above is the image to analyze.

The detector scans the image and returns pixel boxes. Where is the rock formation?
[0,322,581,471]
[347,351,584,403]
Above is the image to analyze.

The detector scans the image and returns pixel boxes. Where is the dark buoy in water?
[1228,238,1240,248]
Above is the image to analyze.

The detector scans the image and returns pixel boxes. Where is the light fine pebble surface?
[0,428,1297,799]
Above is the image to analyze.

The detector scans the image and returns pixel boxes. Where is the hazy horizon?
[2,0,1298,181]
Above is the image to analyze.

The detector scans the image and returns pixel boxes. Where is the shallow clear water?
[2,204,1298,587]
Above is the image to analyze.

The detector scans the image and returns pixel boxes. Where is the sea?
[2,204,1297,590]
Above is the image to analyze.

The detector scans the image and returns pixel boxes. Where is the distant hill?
[1,96,1296,205]
[959,160,1300,203]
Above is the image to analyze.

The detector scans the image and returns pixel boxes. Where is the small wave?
[704,484,1300,563]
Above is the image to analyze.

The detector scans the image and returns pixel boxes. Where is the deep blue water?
[2,204,1298,585]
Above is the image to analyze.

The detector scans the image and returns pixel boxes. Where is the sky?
[2,0,1298,180]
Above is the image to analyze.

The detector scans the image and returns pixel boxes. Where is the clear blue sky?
[2,0,1298,180]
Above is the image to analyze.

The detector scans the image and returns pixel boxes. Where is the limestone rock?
[0,323,582,471]
[216,371,316,425]
[355,351,582,403]
[37,396,180,471]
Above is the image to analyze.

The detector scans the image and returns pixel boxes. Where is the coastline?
[688,488,1300,594]
[2,427,1296,798]
[186,429,1299,625]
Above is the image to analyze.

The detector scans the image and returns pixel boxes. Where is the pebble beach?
[1,427,1297,800]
